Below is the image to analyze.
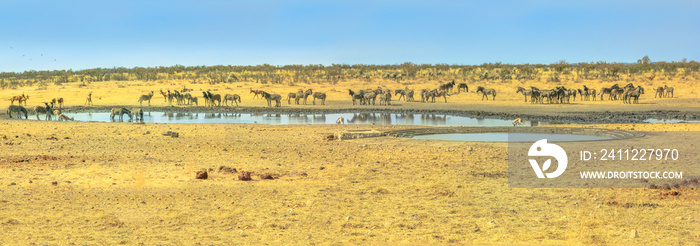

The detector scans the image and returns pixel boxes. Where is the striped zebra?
[8,105,28,119]
[131,108,144,121]
[261,91,282,107]
[312,92,326,105]
[110,108,132,121]
[223,94,241,106]
[138,91,154,107]
[476,86,496,100]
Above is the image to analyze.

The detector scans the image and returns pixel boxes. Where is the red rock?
[196,171,208,179]
[259,174,274,180]
[238,171,252,181]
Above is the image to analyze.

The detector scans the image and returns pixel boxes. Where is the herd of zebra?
[7,100,74,121]
[516,83,672,104]
[3,81,680,121]
[277,89,327,106]
[156,89,242,107]
[156,88,327,108]
[346,81,497,105]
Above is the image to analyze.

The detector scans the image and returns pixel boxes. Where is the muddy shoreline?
[53,105,700,124]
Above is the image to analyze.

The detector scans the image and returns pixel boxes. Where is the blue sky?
[1,0,698,72]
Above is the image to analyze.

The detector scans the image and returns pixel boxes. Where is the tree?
[637,55,651,65]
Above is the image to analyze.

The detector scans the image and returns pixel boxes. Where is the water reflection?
[54,111,561,127]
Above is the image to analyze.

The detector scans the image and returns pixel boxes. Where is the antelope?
[11,94,29,106]
[85,92,93,105]
[250,88,264,99]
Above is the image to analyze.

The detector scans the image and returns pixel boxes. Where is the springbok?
[250,88,264,99]
[513,118,523,126]
[85,92,93,105]
[11,94,29,106]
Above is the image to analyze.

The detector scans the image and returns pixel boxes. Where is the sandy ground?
[1,78,698,245]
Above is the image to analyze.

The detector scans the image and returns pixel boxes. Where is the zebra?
[581,85,595,101]
[202,91,210,106]
[138,91,154,107]
[7,105,28,119]
[348,89,364,105]
[623,86,644,104]
[611,88,625,101]
[457,83,469,93]
[394,89,406,101]
[664,85,674,98]
[439,80,456,93]
[430,89,449,103]
[302,89,313,105]
[405,89,415,102]
[420,89,430,103]
[131,108,144,121]
[476,86,496,100]
[294,90,305,105]
[530,87,541,104]
[516,87,531,102]
[379,91,392,105]
[34,102,54,120]
[312,92,326,105]
[287,92,297,104]
[110,108,132,121]
[363,91,378,105]
[190,97,198,106]
[539,89,556,104]
[555,87,568,104]
[206,91,221,107]
[223,94,241,106]
[567,89,577,102]
[261,91,282,107]
[183,93,193,105]
[599,84,620,101]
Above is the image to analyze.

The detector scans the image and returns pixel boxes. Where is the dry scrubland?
[0,75,698,114]
[0,76,699,245]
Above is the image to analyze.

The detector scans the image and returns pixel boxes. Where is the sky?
[1,0,698,72]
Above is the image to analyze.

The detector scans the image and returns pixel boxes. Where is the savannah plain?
[0,65,699,245]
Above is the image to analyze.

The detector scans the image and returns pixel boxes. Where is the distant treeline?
[1,59,698,89]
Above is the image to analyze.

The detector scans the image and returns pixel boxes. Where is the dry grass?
[0,77,698,245]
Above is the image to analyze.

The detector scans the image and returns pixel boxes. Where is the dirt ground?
[0,78,698,245]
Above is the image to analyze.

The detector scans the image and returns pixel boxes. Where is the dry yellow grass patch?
[0,77,698,245]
